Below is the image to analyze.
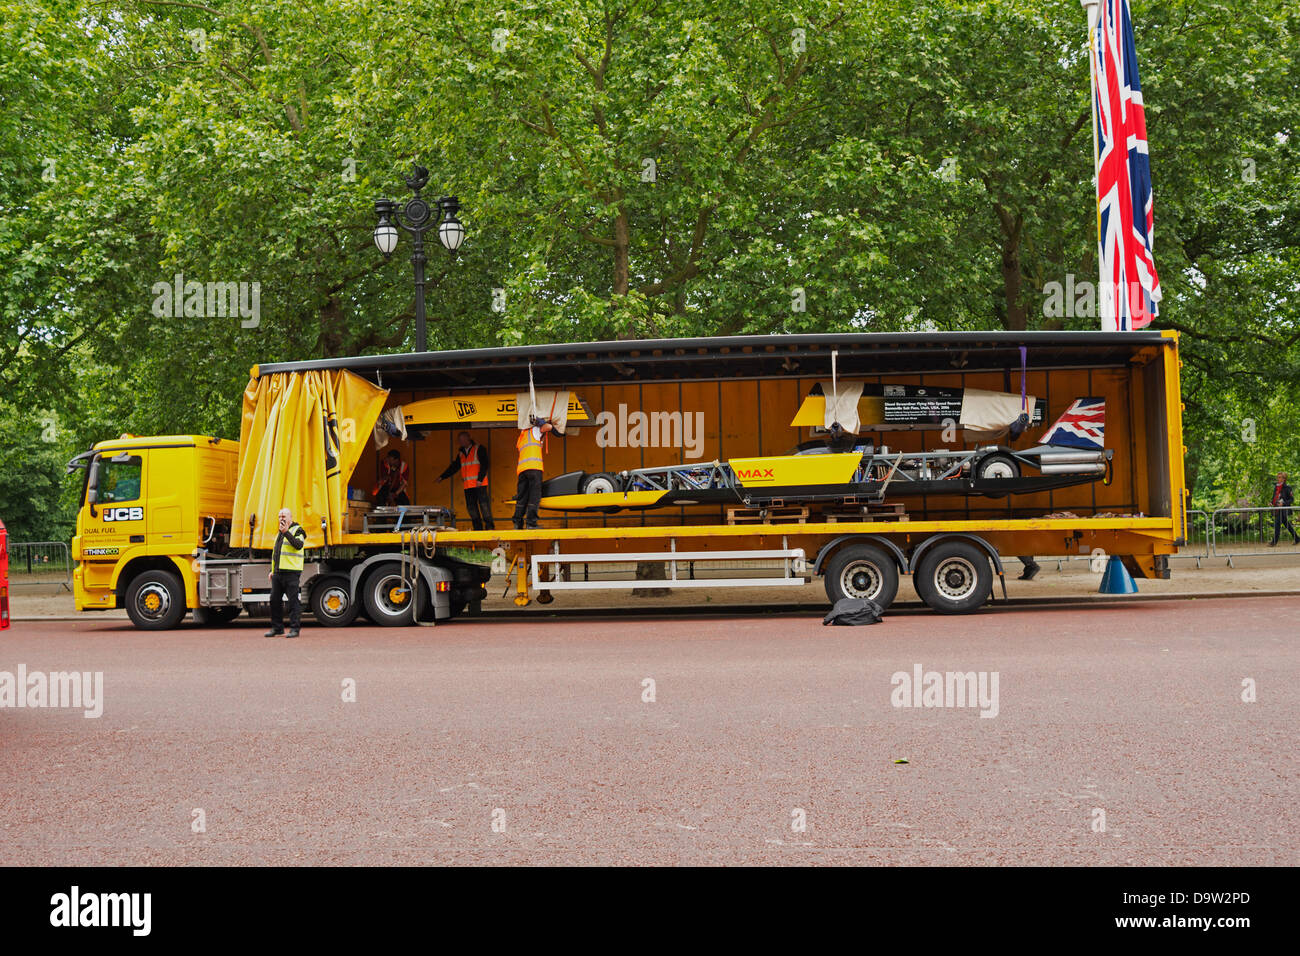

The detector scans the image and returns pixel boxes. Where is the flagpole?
[1080,0,1110,330]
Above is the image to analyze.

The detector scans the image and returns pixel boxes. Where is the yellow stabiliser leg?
[513,547,530,606]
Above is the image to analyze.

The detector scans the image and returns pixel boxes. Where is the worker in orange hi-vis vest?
[438,431,494,530]
[513,420,553,529]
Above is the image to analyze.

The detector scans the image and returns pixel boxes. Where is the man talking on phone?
[265,507,306,638]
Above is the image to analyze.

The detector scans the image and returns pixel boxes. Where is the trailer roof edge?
[253,330,1174,388]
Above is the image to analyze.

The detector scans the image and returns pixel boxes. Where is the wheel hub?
[842,561,881,600]
[138,585,169,618]
[935,557,977,601]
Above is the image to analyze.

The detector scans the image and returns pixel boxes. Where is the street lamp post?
[374,163,465,353]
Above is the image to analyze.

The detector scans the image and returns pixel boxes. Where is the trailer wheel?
[824,543,899,608]
[361,563,425,627]
[975,453,1020,480]
[581,472,620,494]
[125,569,187,630]
[311,574,360,627]
[913,542,992,614]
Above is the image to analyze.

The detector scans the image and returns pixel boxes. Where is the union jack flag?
[1041,397,1106,450]
[1091,0,1160,330]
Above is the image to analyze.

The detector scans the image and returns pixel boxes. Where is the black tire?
[192,605,241,626]
[125,569,187,630]
[975,452,1020,480]
[311,574,360,627]
[823,542,899,608]
[913,541,993,614]
[361,563,429,627]
[581,472,621,494]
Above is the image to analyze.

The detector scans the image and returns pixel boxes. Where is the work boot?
[285,629,299,639]
[264,628,283,638]
[1018,563,1040,581]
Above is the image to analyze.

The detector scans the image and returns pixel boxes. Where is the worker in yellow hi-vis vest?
[265,507,306,639]
[513,421,552,529]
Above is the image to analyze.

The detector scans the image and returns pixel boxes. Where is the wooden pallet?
[363,505,455,533]
[726,505,810,525]
[822,502,909,523]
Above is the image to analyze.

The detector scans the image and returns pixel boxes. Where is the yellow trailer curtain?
[232,369,388,550]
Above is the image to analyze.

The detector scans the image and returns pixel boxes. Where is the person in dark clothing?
[1017,556,1040,581]
[265,507,306,638]
[438,431,494,530]
[1268,472,1298,545]
[373,449,410,506]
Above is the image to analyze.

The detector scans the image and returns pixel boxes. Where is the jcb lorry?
[69,331,1188,628]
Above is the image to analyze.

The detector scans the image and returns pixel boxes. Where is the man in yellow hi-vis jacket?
[265,507,306,638]
[513,421,552,529]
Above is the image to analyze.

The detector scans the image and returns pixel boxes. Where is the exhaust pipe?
[1037,450,1105,464]
[1039,461,1107,475]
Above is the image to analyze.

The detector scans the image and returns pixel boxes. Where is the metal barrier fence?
[1050,506,1300,569]
[5,541,73,590]
[1209,505,1300,565]
[1183,509,1213,566]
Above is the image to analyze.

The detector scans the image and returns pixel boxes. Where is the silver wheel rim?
[982,460,1015,479]
[586,477,616,494]
[319,584,351,621]
[137,583,171,620]
[840,560,883,600]
[372,572,413,618]
[934,557,978,602]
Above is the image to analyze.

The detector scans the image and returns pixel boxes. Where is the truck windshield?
[95,455,142,503]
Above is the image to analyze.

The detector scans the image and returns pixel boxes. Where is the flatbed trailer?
[355,512,1180,614]
[70,330,1187,626]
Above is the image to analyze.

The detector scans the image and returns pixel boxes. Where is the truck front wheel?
[824,543,899,608]
[126,569,187,630]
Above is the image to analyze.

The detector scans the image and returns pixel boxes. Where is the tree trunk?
[993,203,1028,330]
[613,203,630,296]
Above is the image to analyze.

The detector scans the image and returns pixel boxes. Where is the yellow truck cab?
[70,435,240,626]
[68,431,480,630]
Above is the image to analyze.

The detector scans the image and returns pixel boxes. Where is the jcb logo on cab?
[104,507,144,522]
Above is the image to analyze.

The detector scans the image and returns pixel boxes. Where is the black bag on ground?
[822,597,884,626]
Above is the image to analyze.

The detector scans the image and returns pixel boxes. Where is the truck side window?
[98,456,142,503]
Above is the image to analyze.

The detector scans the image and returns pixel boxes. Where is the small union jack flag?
[1091,0,1161,329]
[1041,398,1106,450]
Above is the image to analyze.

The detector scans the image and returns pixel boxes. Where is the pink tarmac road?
[1,596,1296,866]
